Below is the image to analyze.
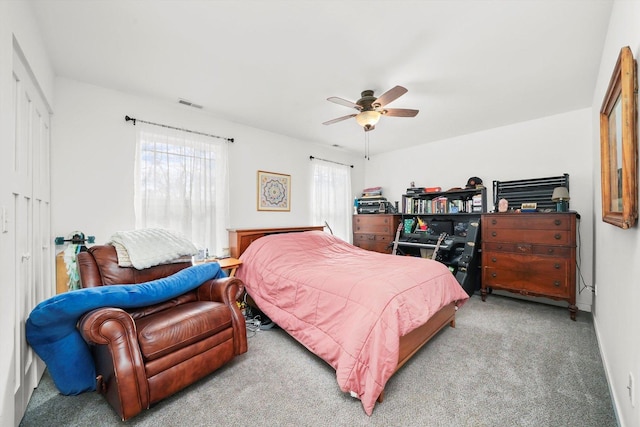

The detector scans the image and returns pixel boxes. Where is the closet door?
[11,47,52,425]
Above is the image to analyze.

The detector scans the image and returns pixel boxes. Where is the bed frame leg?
[450,318,455,328]
[377,390,385,403]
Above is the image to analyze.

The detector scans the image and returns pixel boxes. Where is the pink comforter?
[236,231,468,415]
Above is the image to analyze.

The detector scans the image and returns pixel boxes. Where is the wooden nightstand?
[217,257,242,277]
[196,257,242,277]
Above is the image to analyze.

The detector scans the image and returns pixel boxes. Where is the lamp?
[355,110,381,130]
[551,186,570,212]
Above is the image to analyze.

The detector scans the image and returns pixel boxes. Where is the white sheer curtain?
[310,161,353,242]
[134,123,229,255]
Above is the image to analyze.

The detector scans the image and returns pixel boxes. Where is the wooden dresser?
[481,212,577,320]
[352,214,401,254]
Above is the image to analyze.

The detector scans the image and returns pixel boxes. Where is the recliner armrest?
[78,308,149,420]
[196,277,247,355]
[196,276,244,305]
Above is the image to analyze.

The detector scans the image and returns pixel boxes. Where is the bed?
[234,227,469,415]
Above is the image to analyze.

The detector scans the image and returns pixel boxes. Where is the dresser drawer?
[483,228,572,245]
[484,214,571,230]
[353,236,392,253]
[483,253,570,298]
[353,215,396,235]
[354,233,392,244]
[483,242,572,257]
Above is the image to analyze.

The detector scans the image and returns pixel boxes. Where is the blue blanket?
[26,262,225,395]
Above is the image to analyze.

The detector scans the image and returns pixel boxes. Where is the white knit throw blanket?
[109,229,198,270]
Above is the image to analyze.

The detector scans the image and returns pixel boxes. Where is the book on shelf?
[406,187,426,195]
[471,194,483,212]
[432,196,447,213]
[406,186,442,195]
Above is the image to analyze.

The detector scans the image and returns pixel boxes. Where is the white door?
[11,47,52,426]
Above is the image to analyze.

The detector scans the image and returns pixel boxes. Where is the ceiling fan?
[322,85,419,132]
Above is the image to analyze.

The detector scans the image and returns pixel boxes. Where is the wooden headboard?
[228,226,324,258]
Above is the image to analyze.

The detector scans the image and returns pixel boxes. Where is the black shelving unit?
[402,187,487,215]
[394,187,487,296]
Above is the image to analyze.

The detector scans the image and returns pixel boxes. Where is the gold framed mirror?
[600,46,638,229]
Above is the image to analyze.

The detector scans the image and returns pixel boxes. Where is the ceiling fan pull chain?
[364,132,370,160]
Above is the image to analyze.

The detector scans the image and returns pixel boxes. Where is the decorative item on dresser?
[352,214,402,254]
[481,212,578,320]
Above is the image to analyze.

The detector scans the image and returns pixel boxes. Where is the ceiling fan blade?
[373,85,408,108]
[327,96,361,110]
[382,108,419,117]
[322,113,357,125]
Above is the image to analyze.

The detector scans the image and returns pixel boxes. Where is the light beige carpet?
[20,294,617,427]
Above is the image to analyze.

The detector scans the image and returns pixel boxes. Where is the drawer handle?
[554,263,561,269]
[491,219,497,225]
[497,244,503,250]
[491,272,497,278]
[491,231,497,237]
[491,257,497,262]
[547,248,555,254]
[554,233,561,240]
[554,219,561,226]
[553,281,561,287]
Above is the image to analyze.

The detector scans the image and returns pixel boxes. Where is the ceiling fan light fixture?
[355,110,381,128]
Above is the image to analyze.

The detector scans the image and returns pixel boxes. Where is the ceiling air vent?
[178,98,203,109]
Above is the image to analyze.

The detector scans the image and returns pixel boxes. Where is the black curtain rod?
[309,156,354,168]
[125,115,234,143]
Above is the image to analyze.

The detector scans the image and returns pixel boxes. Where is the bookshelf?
[402,187,487,215]
[394,187,487,296]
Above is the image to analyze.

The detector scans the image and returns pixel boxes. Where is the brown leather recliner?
[76,245,247,421]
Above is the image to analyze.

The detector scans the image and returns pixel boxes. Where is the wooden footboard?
[377,302,457,403]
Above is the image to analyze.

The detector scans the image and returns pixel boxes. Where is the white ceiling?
[29,0,613,156]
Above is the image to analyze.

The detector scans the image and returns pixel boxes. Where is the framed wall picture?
[600,46,638,229]
[257,170,291,211]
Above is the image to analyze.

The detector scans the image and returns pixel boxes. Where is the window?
[310,161,352,242]
[134,123,229,255]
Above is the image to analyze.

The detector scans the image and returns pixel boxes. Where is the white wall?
[0,2,55,425]
[365,108,595,312]
[591,2,640,426]
[51,78,365,247]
